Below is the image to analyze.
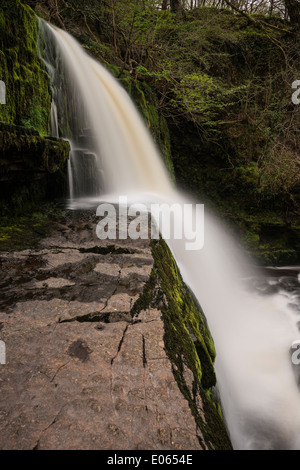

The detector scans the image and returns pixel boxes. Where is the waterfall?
[40,21,300,450]
[39,21,173,204]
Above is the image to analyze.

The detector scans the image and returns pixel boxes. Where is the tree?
[284,0,300,25]
[22,0,38,7]
[170,0,183,13]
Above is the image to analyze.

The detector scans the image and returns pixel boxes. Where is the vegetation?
[31,0,300,262]
[0,121,70,217]
[0,202,68,250]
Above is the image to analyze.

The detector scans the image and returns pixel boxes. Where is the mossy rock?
[132,237,232,450]
[0,201,68,251]
[0,0,51,134]
[0,121,70,215]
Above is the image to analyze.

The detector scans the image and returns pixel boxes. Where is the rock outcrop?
[0,210,232,450]
[0,122,70,213]
[0,0,70,213]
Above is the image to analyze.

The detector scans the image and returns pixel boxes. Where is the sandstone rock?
[0,211,231,450]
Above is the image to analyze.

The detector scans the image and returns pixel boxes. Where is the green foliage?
[234,163,260,187]
[172,73,219,118]
[139,7,299,222]
[136,65,171,81]
[169,73,248,126]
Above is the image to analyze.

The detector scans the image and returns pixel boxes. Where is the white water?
[41,22,300,450]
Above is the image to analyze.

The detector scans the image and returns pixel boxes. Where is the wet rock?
[67,339,92,362]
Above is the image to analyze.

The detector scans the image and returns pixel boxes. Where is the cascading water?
[39,20,173,204]
[40,21,300,450]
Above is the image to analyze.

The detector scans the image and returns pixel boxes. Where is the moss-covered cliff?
[0,0,51,134]
[132,238,232,449]
[0,122,70,215]
[0,0,70,215]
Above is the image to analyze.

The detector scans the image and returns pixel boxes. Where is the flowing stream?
[39,21,300,450]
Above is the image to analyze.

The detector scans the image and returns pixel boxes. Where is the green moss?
[0,122,70,215]
[222,211,300,265]
[0,202,68,251]
[132,80,174,180]
[0,0,51,134]
[132,237,232,450]
[21,102,49,136]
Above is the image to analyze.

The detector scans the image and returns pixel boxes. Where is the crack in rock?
[142,335,147,368]
[111,324,130,366]
[32,403,68,450]
[50,361,71,383]
[59,310,132,324]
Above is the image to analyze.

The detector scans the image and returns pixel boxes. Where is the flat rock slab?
[0,211,204,450]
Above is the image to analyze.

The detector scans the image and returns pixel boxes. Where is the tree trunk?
[170,0,182,13]
[22,0,37,8]
[285,0,300,25]
[162,0,168,9]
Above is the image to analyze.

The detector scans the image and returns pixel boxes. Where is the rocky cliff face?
[0,210,232,450]
[0,0,50,131]
[0,1,70,213]
[0,122,70,213]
